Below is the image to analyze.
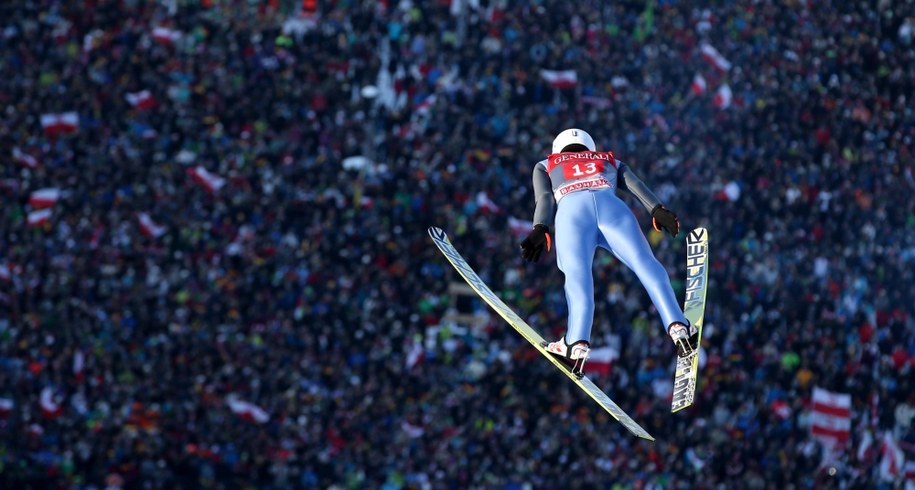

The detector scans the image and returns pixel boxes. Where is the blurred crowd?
[1,0,914,488]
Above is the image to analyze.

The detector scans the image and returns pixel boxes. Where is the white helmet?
[551,128,596,154]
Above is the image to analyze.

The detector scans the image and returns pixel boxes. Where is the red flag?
[810,387,851,448]
[137,212,167,238]
[700,43,731,72]
[0,398,12,418]
[187,166,226,193]
[29,188,61,209]
[151,27,181,45]
[540,69,578,89]
[691,74,707,95]
[583,346,619,377]
[226,397,270,424]
[39,387,64,419]
[12,148,40,169]
[27,209,53,228]
[713,84,733,109]
[40,112,79,136]
[125,90,157,111]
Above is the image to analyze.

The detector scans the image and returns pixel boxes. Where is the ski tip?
[428,226,447,241]
[689,227,707,242]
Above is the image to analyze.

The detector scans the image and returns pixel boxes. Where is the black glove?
[651,205,680,237]
[520,224,552,262]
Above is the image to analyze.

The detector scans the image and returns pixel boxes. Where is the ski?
[671,228,710,413]
[428,226,654,441]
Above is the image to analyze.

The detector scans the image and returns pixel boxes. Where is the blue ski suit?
[531,150,687,344]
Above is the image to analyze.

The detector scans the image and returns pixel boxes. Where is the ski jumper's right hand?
[651,205,680,237]
[520,224,552,262]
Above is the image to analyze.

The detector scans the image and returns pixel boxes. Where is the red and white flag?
[691,74,707,95]
[0,263,10,282]
[700,43,731,72]
[29,188,61,209]
[540,69,578,89]
[713,84,733,109]
[39,387,64,419]
[879,431,904,482]
[583,346,619,377]
[905,460,915,486]
[151,27,181,45]
[27,209,53,228]
[771,399,791,420]
[137,213,167,238]
[810,387,851,448]
[508,217,532,238]
[73,350,85,383]
[226,397,270,424]
[13,148,40,169]
[40,112,79,136]
[0,398,13,418]
[126,90,157,111]
[187,166,226,193]
[405,338,424,370]
[475,191,500,214]
[414,94,436,115]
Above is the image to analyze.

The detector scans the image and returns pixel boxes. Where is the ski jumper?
[531,151,688,344]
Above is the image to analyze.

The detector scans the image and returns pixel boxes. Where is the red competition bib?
[546,151,617,181]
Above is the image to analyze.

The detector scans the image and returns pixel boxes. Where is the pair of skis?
[428,226,709,441]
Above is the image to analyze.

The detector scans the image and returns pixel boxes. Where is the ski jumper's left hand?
[651,205,680,237]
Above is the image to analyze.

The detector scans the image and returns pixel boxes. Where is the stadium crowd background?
[1,0,914,488]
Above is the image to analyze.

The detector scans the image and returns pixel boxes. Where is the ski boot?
[669,321,699,357]
[542,337,590,379]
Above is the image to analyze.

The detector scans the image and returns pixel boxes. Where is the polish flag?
[73,350,85,383]
[583,346,619,377]
[475,191,500,214]
[771,399,791,420]
[879,431,904,482]
[405,338,424,370]
[40,112,79,136]
[0,398,13,418]
[27,209,53,228]
[691,74,707,95]
[904,460,915,484]
[29,188,61,209]
[151,27,182,45]
[137,213,167,238]
[810,387,851,448]
[40,387,64,419]
[187,166,226,193]
[13,148,40,169]
[414,94,436,115]
[540,69,578,89]
[508,217,532,238]
[226,397,270,424]
[713,84,733,109]
[700,43,731,72]
[126,90,157,111]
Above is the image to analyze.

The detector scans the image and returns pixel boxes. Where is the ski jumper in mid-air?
[520,128,695,371]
